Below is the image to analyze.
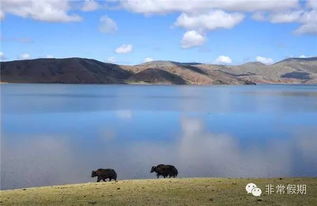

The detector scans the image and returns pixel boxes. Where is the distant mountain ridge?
[275,57,317,64]
[1,57,317,85]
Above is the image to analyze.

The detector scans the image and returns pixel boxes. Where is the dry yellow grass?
[1,178,316,206]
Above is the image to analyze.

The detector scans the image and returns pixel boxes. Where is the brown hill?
[0,58,132,84]
[127,68,187,84]
[1,57,317,85]
[196,57,317,84]
[126,61,254,85]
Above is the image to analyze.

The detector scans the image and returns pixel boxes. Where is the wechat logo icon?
[246,183,262,197]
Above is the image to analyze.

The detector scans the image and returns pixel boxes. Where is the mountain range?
[1,57,317,85]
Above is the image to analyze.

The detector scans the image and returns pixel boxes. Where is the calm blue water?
[1,84,317,189]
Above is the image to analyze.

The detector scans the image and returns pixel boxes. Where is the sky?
[0,0,317,65]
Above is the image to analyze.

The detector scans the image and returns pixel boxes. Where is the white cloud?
[267,9,317,35]
[99,15,118,33]
[175,10,243,47]
[269,10,303,23]
[219,0,299,12]
[19,53,31,60]
[175,10,244,32]
[46,55,54,58]
[115,0,299,14]
[115,44,133,54]
[299,55,308,58]
[256,56,274,64]
[181,30,206,48]
[214,56,232,64]
[308,0,317,9]
[295,23,317,35]
[295,10,317,35]
[0,10,4,20]
[82,0,99,11]
[106,56,116,63]
[0,52,6,60]
[1,0,81,22]
[114,0,314,36]
[144,57,154,63]
[255,8,317,35]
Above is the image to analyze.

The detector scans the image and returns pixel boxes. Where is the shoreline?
[2,177,316,191]
[1,82,317,86]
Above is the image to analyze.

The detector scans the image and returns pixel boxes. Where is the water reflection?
[2,117,316,190]
[177,118,316,177]
[1,84,317,189]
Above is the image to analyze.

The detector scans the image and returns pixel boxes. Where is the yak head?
[91,170,97,177]
[150,166,156,173]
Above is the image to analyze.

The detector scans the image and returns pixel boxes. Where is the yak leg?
[157,174,160,178]
[97,177,101,182]
[103,178,107,182]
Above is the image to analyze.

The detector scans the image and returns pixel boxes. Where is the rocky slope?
[1,57,316,85]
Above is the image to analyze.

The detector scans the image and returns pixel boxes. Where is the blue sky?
[0,0,316,65]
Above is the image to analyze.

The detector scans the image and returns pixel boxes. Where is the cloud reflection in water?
[1,118,316,189]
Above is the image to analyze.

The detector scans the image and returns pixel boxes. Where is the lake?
[1,84,317,189]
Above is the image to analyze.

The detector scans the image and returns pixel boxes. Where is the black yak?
[151,164,178,178]
[91,168,117,182]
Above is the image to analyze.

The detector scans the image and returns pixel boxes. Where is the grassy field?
[1,178,316,206]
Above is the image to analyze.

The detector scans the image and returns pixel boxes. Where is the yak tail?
[173,167,178,176]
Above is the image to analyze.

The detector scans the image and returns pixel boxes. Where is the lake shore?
[1,177,316,205]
